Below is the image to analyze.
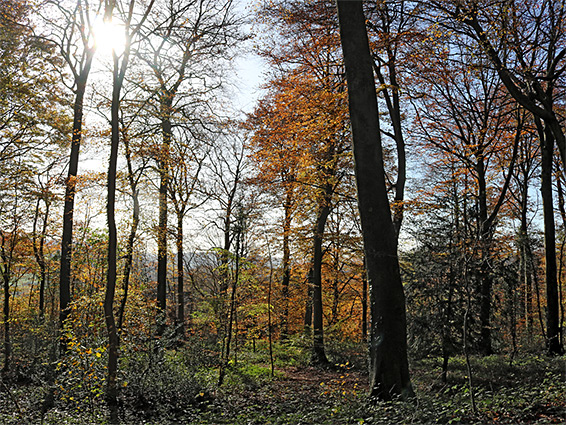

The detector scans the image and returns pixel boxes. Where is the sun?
[92,18,126,56]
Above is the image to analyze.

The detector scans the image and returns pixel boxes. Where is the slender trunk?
[157,100,172,336]
[267,247,274,376]
[59,62,93,350]
[218,228,241,386]
[104,48,123,409]
[519,189,534,341]
[540,124,563,355]
[117,134,140,330]
[361,264,368,340]
[376,54,405,237]
[304,268,313,332]
[477,158,493,355]
[441,284,454,383]
[32,197,49,319]
[1,234,11,373]
[556,175,566,348]
[337,0,413,400]
[311,197,331,365]
[463,283,477,414]
[331,275,339,325]
[176,212,185,339]
[281,188,292,340]
[509,276,518,363]
[527,241,547,340]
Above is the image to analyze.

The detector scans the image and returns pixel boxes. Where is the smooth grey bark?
[336,0,413,400]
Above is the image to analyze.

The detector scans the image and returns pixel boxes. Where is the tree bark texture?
[336,0,413,400]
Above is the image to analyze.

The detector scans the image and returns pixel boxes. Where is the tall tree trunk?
[519,195,533,342]
[59,63,94,351]
[476,158,494,355]
[375,50,405,238]
[104,46,123,410]
[218,226,242,386]
[311,195,331,365]
[281,187,292,340]
[32,197,50,319]
[337,0,413,400]
[157,98,172,337]
[361,262,368,340]
[117,132,140,330]
[176,213,185,339]
[304,268,313,332]
[539,123,563,355]
[1,234,11,373]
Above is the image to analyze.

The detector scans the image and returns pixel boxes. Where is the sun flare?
[92,18,126,56]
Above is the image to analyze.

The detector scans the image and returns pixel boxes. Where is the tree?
[365,0,422,238]
[433,0,566,356]
[168,129,207,338]
[412,38,522,354]
[0,0,70,324]
[39,0,101,348]
[136,0,244,335]
[103,0,153,410]
[254,0,351,364]
[336,0,413,400]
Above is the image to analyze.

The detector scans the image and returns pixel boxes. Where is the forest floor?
[1,349,565,424]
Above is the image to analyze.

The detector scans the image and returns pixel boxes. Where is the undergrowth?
[0,339,564,424]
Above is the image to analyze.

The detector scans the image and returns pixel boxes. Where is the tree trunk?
[519,204,533,342]
[304,268,313,332]
[219,227,242,386]
[476,158,493,355]
[59,63,93,351]
[539,123,563,355]
[32,197,50,319]
[311,196,331,365]
[337,0,413,400]
[361,263,368,340]
[117,132,140,330]
[157,98,172,337]
[1,234,11,373]
[176,213,185,339]
[104,47,124,410]
[281,187,292,340]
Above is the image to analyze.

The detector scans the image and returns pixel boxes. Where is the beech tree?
[136,0,243,335]
[412,39,522,354]
[365,0,422,237]
[428,0,566,356]
[337,0,413,400]
[255,0,351,364]
[39,0,102,346]
[167,128,207,339]
[103,0,154,409]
